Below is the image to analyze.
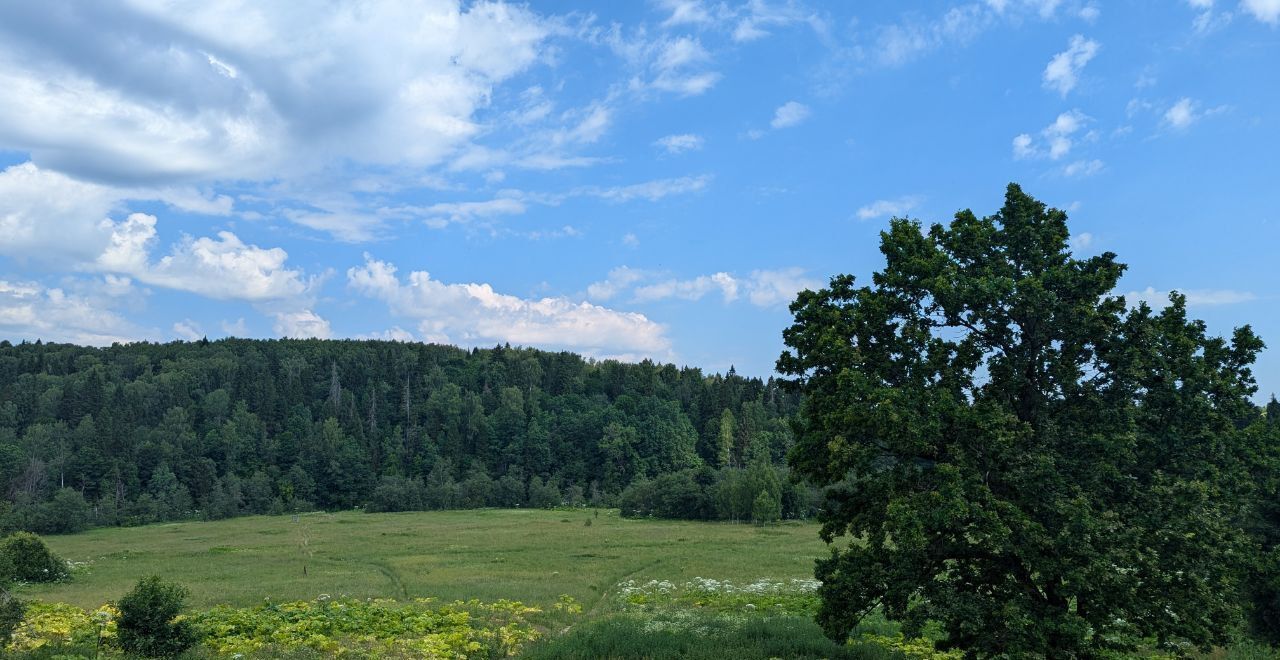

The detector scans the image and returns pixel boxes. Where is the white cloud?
[0,279,150,345]
[872,4,994,66]
[1071,232,1094,249]
[1242,0,1280,24]
[658,0,714,27]
[586,265,818,308]
[1012,110,1090,160]
[856,196,922,220]
[587,175,711,202]
[634,272,739,303]
[732,0,824,42]
[1012,133,1035,159]
[655,133,705,154]
[221,318,248,336]
[355,326,417,342]
[0,162,120,265]
[770,101,811,129]
[348,255,672,359]
[172,319,203,341]
[95,213,312,302]
[1043,35,1100,97]
[587,266,650,301]
[606,29,721,97]
[0,2,556,184]
[1062,159,1104,177]
[1164,97,1199,130]
[272,310,332,339]
[1127,287,1257,308]
[622,232,640,247]
[745,268,820,307]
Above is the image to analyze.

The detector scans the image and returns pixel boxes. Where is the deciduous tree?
[780,184,1263,655]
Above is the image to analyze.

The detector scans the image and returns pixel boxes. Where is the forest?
[0,338,807,535]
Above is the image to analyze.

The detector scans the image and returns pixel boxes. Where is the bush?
[0,532,68,583]
[116,575,196,658]
[0,591,24,648]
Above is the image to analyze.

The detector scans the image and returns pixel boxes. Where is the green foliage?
[190,596,542,657]
[619,464,812,522]
[780,184,1265,656]
[115,576,195,658]
[751,489,781,524]
[0,591,24,648]
[523,611,900,660]
[0,339,799,534]
[0,532,68,583]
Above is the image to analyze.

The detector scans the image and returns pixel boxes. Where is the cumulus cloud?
[1012,110,1091,160]
[655,133,705,154]
[0,2,555,184]
[1242,0,1280,24]
[95,213,312,302]
[746,268,819,307]
[856,196,922,220]
[272,310,333,339]
[0,279,151,345]
[0,162,121,265]
[770,101,811,129]
[348,255,672,359]
[1042,35,1100,97]
[1164,98,1198,129]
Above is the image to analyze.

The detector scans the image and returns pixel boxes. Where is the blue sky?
[0,0,1277,398]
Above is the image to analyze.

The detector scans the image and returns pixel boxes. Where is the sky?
[0,0,1277,399]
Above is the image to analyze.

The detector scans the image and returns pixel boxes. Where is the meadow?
[14,509,827,612]
[9,509,910,658]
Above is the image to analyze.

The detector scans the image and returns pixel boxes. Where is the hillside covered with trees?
[0,339,806,534]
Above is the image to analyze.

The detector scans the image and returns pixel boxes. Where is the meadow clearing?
[14,509,827,611]
[9,509,910,658]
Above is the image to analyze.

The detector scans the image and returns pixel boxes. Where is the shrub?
[0,532,69,583]
[0,591,24,648]
[116,576,196,658]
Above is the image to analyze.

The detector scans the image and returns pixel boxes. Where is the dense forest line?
[0,338,806,535]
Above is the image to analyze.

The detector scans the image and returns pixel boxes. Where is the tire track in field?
[364,560,409,599]
[591,558,663,615]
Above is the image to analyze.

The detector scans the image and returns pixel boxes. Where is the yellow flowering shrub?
[5,601,117,653]
[190,596,545,658]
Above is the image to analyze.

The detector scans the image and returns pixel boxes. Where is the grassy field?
[13,509,829,611]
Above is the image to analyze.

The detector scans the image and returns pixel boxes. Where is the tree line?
[0,339,803,534]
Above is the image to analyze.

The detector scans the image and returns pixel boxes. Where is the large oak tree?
[780,184,1264,655]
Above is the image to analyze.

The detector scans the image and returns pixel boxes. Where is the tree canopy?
[0,339,800,533]
[780,184,1265,655]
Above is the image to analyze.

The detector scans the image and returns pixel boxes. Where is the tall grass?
[522,611,901,660]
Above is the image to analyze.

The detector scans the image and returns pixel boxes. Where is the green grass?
[14,509,828,612]
[521,612,900,660]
